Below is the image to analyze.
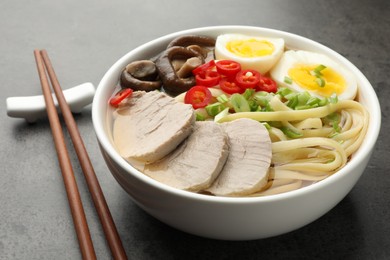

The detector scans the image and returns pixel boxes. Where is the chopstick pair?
[34,50,127,260]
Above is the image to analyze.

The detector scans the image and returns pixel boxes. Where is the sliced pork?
[207,118,272,196]
[112,91,195,164]
[142,121,229,192]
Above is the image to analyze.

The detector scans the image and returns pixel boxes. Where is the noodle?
[217,95,369,195]
[217,99,365,123]
[251,180,303,196]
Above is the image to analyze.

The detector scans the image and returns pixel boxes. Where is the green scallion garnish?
[242,88,255,100]
[284,76,293,84]
[332,121,341,133]
[286,95,299,109]
[306,96,321,106]
[314,64,327,75]
[315,77,326,87]
[262,122,272,130]
[254,92,273,107]
[329,93,338,103]
[230,93,251,113]
[281,126,303,139]
[195,113,205,121]
[248,99,259,111]
[216,94,229,104]
[277,87,293,97]
[297,91,311,105]
[205,102,226,116]
[318,98,329,106]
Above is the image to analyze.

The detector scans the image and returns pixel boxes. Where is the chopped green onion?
[263,102,273,112]
[306,96,321,106]
[318,98,329,106]
[286,95,299,109]
[216,94,229,104]
[242,88,255,100]
[248,100,259,111]
[309,64,327,88]
[297,91,311,105]
[323,112,341,133]
[230,93,251,112]
[281,127,303,139]
[262,122,272,130]
[214,107,230,123]
[254,92,273,107]
[329,93,338,103]
[277,87,293,97]
[255,91,271,97]
[205,102,226,116]
[194,108,209,121]
[294,93,321,110]
[311,64,327,77]
[314,64,327,74]
[255,96,269,107]
[284,76,293,84]
[326,112,340,122]
[195,113,205,121]
[316,77,326,87]
[310,70,319,77]
[332,121,341,133]
[284,92,298,100]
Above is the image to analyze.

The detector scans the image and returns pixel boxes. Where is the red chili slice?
[109,88,133,107]
[219,77,242,94]
[236,69,261,90]
[195,70,221,87]
[257,76,278,93]
[184,85,212,109]
[192,60,216,75]
[216,60,241,78]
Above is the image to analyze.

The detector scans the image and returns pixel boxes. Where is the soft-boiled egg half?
[214,34,285,74]
[271,50,357,100]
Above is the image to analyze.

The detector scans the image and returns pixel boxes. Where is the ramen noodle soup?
[107,33,369,197]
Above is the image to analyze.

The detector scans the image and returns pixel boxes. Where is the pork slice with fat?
[206,118,272,196]
[113,91,195,164]
[142,121,229,192]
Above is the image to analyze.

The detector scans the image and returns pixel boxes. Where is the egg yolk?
[226,39,274,58]
[288,64,346,97]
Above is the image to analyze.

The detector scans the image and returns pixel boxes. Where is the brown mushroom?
[167,35,216,49]
[120,60,162,91]
[167,35,216,59]
[176,57,203,78]
[186,45,209,58]
[155,46,204,96]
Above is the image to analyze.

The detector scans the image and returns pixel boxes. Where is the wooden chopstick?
[35,49,128,260]
[34,50,97,260]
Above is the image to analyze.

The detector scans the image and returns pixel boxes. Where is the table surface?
[1,0,389,259]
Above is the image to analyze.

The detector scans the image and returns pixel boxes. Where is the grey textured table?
[1,0,389,259]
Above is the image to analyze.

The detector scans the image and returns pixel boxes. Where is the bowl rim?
[92,25,381,204]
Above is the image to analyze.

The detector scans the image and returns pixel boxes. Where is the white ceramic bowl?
[92,26,381,240]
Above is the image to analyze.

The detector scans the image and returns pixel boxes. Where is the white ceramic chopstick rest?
[6,82,95,123]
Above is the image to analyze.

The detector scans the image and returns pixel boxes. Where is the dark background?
[1,0,389,259]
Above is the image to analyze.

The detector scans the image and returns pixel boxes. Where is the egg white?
[270,50,357,100]
[214,34,285,74]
